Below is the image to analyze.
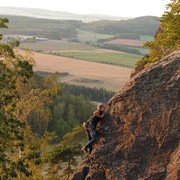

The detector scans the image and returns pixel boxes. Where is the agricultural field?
[140,35,154,41]
[51,51,142,68]
[20,51,132,92]
[77,29,113,42]
[19,37,142,91]
[20,40,97,52]
[20,29,114,53]
[105,39,145,47]
[20,39,142,68]
[128,47,149,55]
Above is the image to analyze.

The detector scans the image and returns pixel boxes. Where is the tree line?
[36,71,115,103]
[2,15,159,40]
[95,43,142,55]
[60,83,115,103]
[29,73,114,139]
[81,16,159,36]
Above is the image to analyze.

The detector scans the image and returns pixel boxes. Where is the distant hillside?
[1,15,82,39]
[0,7,127,22]
[0,15,159,40]
[82,16,159,36]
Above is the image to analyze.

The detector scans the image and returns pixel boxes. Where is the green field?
[51,51,142,67]
[77,29,113,42]
[128,46,149,55]
[140,35,154,41]
[20,39,143,68]
[20,40,97,52]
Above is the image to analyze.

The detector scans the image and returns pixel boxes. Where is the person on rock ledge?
[82,104,105,154]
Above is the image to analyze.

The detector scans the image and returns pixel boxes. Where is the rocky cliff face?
[73,50,180,180]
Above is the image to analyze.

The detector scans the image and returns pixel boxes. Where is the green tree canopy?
[138,0,180,65]
[0,17,58,179]
[45,126,84,179]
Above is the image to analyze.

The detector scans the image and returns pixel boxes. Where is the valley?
[22,51,132,92]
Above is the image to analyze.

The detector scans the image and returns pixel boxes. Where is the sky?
[0,0,170,17]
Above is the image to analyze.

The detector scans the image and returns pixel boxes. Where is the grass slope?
[20,40,96,52]
[77,29,113,42]
[51,51,142,68]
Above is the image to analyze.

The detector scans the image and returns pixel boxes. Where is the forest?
[1,15,159,40]
[30,72,114,138]
[0,18,114,178]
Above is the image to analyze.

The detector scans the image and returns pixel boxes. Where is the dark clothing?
[84,115,103,152]
[92,115,102,128]
[86,131,93,153]
[87,115,102,130]
[85,130,98,152]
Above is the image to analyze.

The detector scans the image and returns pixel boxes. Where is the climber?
[82,104,105,153]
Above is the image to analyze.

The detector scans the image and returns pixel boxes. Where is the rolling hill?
[0,7,127,22]
[0,15,159,41]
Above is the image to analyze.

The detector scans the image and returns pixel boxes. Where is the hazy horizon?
[0,0,170,18]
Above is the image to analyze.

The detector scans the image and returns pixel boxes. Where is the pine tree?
[45,126,84,179]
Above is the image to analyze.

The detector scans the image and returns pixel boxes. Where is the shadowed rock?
[72,50,180,180]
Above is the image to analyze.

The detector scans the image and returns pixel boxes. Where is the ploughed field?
[19,39,140,91]
[105,39,145,47]
[30,52,132,92]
